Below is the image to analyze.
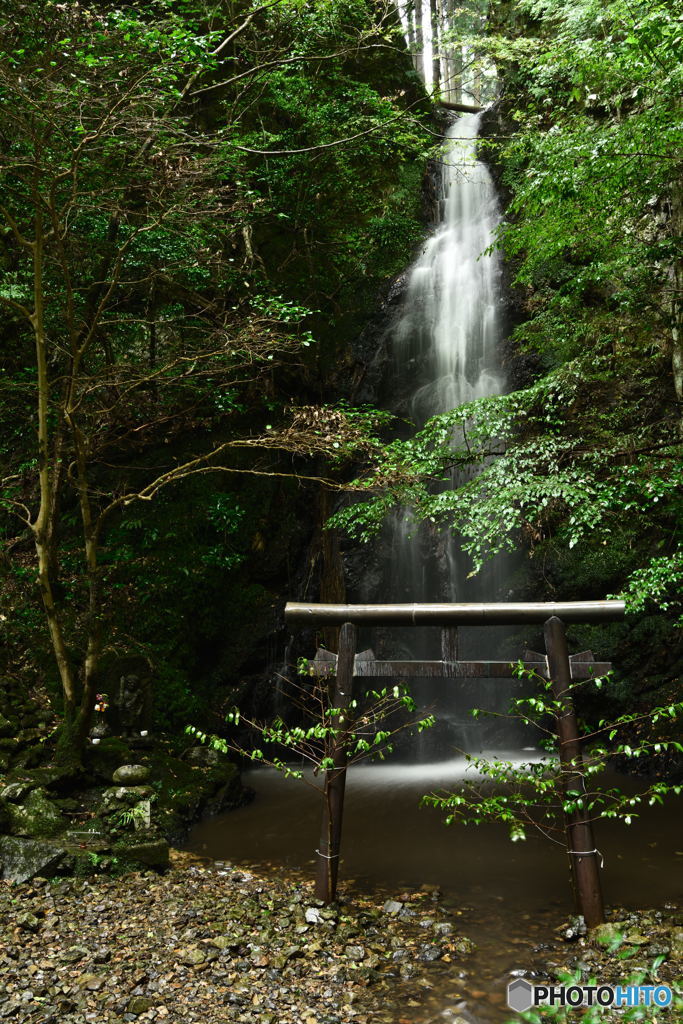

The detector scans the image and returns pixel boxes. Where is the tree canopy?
[0,0,429,757]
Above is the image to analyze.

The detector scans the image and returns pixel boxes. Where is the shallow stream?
[185,758,682,1022]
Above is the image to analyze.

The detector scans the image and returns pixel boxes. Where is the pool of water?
[185,757,683,1022]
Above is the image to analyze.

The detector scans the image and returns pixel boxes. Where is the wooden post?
[544,616,605,927]
[314,621,356,903]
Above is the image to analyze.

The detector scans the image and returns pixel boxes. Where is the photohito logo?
[507,978,673,1013]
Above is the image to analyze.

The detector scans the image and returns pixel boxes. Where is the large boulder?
[182,745,225,768]
[0,836,66,882]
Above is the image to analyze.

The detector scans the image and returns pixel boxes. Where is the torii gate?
[284,600,626,926]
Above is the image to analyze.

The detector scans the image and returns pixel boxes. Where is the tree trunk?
[406,3,417,71]
[430,0,440,96]
[414,0,425,83]
[31,180,98,770]
[670,183,683,433]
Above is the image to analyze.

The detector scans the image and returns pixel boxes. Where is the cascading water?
[376,113,527,754]
[394,113,503,426]
[388,112,504,610]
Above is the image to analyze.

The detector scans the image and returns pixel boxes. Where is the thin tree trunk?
[430,0,440,96]
[30,191,80,755]
[406,5,417,72]
[414,0,425,82]
[670,183,683,432]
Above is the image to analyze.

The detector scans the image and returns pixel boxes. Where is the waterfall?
[388,112,505,615]
[375,113,527,754]
[394,114,503,425]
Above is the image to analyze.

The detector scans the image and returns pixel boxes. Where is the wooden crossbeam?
[310,649,611,682]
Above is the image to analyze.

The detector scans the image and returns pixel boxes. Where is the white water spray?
[387,112,505,616]
[395,113,503,425]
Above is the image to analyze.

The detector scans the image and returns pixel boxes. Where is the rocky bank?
[0,854,476,1024]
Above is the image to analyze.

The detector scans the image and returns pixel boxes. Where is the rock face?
[112,764,151,786]
[0,836,66,882]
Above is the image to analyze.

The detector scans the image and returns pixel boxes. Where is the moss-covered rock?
[5,787,68,837]
[102,785,154,808]
[112,763,151,785]
[0,799,12,833]
[113,837,169,869]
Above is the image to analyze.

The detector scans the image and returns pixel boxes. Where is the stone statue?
[89,655,153,743]
[117,672,153,739]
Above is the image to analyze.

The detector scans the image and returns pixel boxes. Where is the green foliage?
[422,666,683,843]
[0,0,430,731]
[331,0,683,627]
[331,360,682,611]
[186,669,435,788]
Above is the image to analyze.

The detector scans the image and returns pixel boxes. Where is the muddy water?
[185,760,682,1022]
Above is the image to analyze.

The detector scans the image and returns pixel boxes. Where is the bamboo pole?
[285,601,626,627]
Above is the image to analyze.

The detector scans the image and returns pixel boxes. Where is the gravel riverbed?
[0,851,476,1024]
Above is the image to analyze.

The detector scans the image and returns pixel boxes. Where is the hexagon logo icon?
[507,978,534,1013]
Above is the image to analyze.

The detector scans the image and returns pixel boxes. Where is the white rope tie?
[315,849,340,860]
[568,848,604,868]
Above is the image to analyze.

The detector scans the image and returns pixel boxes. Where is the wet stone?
[62,946,90,964]
[417,945,443,962]
[127,996,154,1014]
[180,948,206,966]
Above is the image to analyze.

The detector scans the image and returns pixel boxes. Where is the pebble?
[0,862,475,1024]
[418,945,443,962]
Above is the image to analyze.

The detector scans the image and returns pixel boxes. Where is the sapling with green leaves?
[187,660,434,901]
[422,665,682,872]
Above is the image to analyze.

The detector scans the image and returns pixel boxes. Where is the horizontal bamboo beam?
[286,601,626,628]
